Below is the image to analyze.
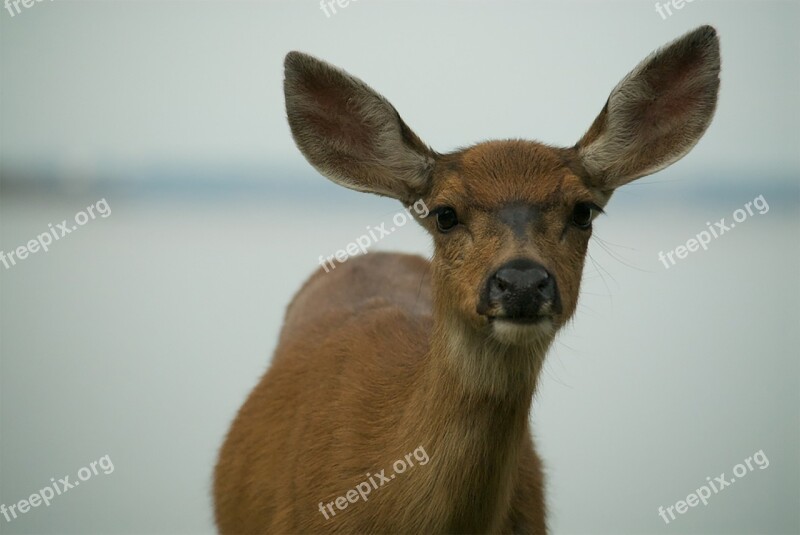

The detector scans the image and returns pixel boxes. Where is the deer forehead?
[430,140,596,211]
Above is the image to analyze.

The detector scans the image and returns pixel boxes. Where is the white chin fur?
[490,319,554,346]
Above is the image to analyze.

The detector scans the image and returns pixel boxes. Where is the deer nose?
[486,259,557,321]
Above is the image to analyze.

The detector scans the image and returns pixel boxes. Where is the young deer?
[214,26,720,534]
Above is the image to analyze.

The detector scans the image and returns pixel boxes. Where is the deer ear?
[284,51,436,203]
[576,25,721,191]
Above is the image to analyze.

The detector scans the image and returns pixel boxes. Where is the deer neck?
[431,312,551,398]
[397,298,552,531]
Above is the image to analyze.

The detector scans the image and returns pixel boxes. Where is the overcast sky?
[1,0,798,184]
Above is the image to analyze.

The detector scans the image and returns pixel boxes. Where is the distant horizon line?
[1,162,798,205]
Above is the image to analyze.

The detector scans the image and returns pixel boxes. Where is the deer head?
[283,26,720,353]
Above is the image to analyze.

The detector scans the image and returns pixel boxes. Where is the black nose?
[484,259,557,321]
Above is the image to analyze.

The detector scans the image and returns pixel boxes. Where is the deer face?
[419,141,599,341]
[284,26,720,346]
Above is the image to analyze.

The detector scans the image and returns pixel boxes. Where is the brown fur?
[214,26,720,534]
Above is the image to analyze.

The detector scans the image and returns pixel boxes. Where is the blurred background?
[1,1,798,534]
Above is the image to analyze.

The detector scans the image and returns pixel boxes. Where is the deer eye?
[571,202,596,229]
[435,207,459,232]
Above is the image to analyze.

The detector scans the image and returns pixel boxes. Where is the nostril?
[536,272,550,291]
[492,271,513,293]
[496,278,508,292]
[536,273,555,300]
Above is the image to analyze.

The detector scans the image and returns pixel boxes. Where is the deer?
[214,25,720,534]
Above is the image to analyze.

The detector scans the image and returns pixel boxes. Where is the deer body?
[215,252,546,533]
[215,26,720,534]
